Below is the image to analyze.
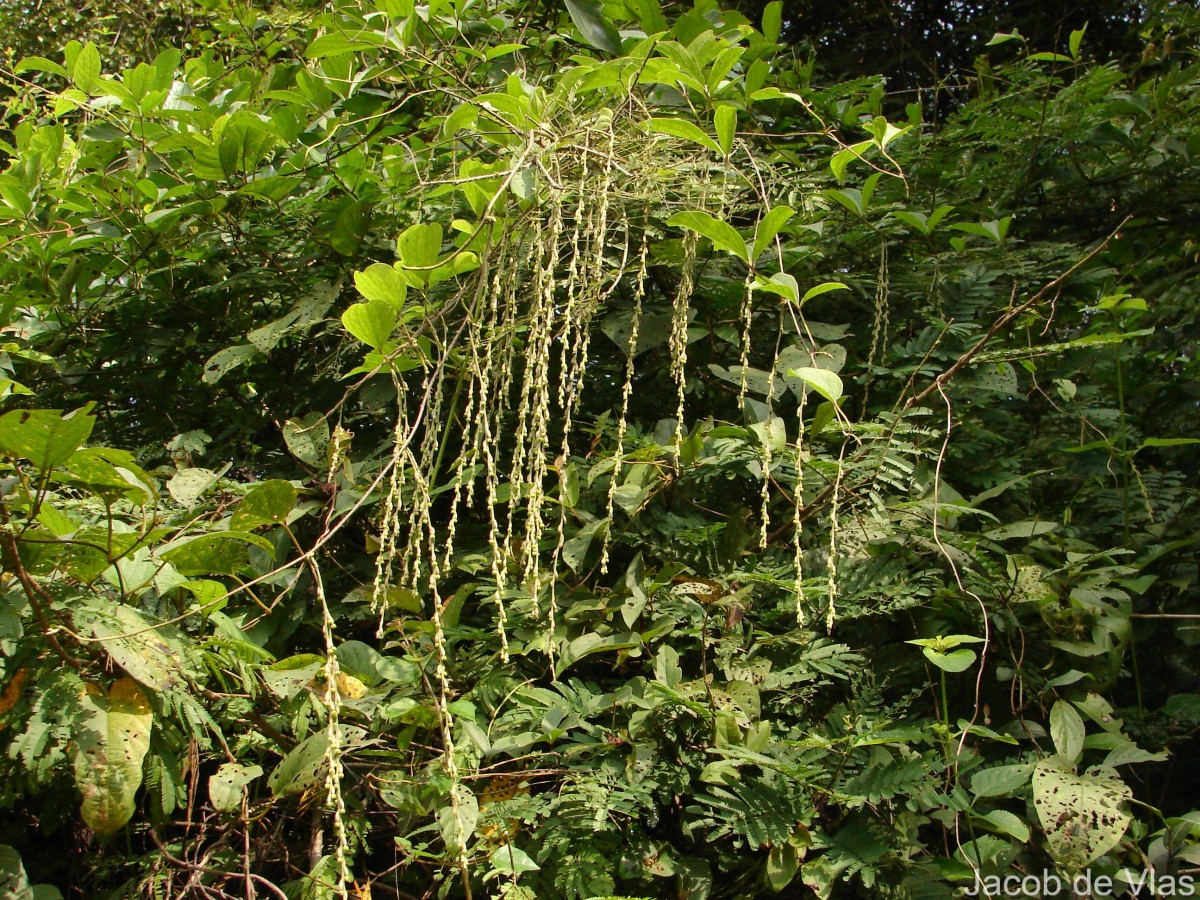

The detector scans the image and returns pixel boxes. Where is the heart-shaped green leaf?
[342,299,397,349]
[354,263,408,308]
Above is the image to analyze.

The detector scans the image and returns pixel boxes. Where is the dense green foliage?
[1,1,1199,897]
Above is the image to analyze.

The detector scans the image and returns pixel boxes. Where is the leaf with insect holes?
[1034,756,1131,872]
[71,679,153,836]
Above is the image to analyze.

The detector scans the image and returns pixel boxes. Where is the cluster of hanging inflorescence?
[369,105,721,662]
[359,108,723,889]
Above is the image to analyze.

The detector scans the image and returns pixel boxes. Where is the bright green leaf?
[396,222,443,270]
[667,210,749,262]
[787,367,843,405]
[801,281,850,304]
[0,406,95,470]
[342,299,397,349]
[762,1,783,43]
[354,263,409,308]
[648,118,722,155]
[751,205,794,261]
[714,105,737,156]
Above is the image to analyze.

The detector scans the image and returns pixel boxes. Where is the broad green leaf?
[564,0,622,55]
[330,199,370,256]
[714,105,737,156]
[437,784,479,852]
[648,118,722,155]
[342,299,397,349]
[92,606,184,692]
[489,845,540,875]
[178,580,228,612]
[562,518,608,573]
[975,809,1030,842]
[305,31,385,58]
[1050,700,1086,764]
[167,467,223,507]
[762,1,783,43]
[971,763,1034,798]
[893,211,932,235]
[865,115,910,150]
[950,218,1011,244]
[924,647,977,673]
[268,732,331,796]
[160,532,272,576]
[202,344,258,385]
[556,630,641,674]
[630,0,669,34]
[230,480,297,530]
[0,406,95,470]
[984,520,1057,541]
[0,844,43,899]
[1069,25,1087,59]
[788,367,843,405]
[217,114,277,178]
[810,400,836,435]
[752,272,799,303]
[14,56,69,78]
[667,210,749,262]
[765,841,799,890]
[830,139,872,183]
[71,679,153,837]
[396,222,443,270]
[209,763,262,813]
[986,30,1023,46]
[354,263,408,308]
[751,205,794,261]
[1033,757,1131,871]
[801,281,850,304]
[71,43,101,94]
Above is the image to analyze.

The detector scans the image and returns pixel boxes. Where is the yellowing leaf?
[1034,756,1131,872]
[335,672,367,699]
[71,678,153,837]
